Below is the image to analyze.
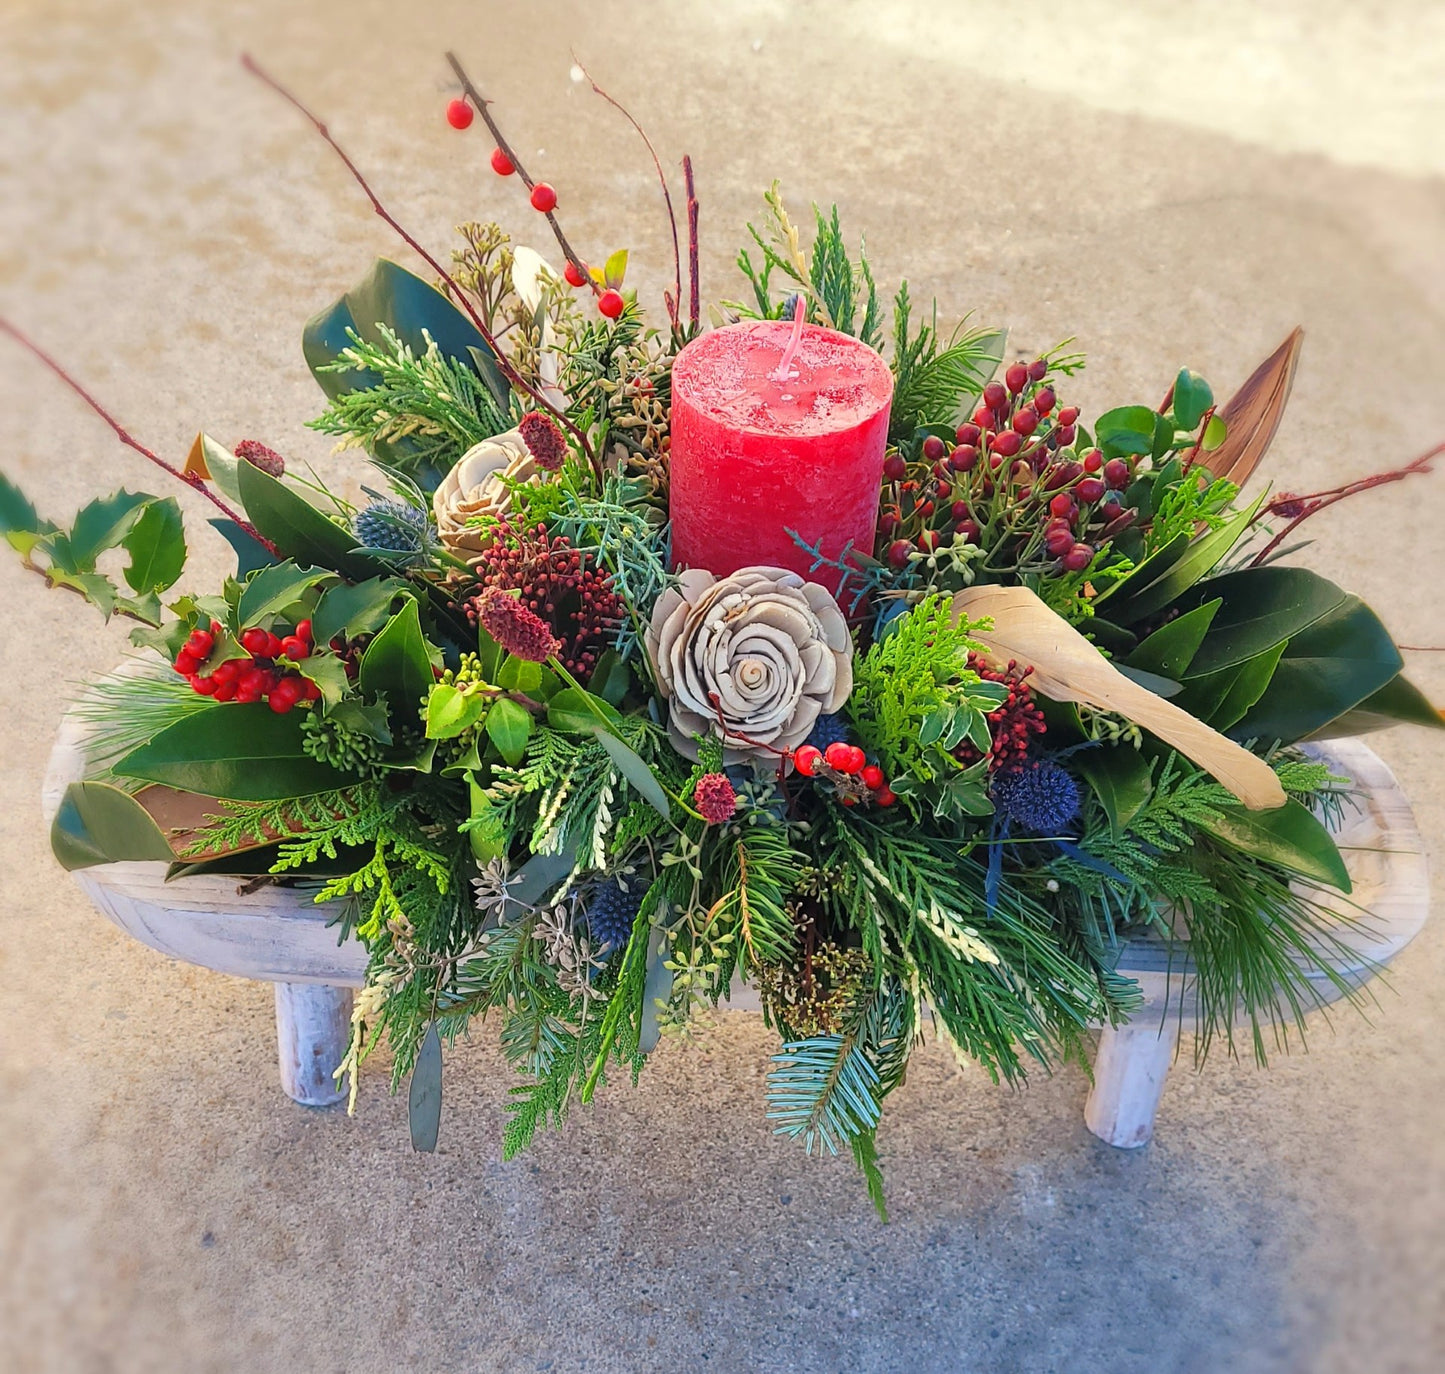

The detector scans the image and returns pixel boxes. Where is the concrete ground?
[2,2,1443,1370]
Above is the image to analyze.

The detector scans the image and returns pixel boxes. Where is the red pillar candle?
[668,319,894,591]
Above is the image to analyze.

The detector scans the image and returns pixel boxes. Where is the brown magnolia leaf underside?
[133,784,316,861]
[1203,327,1304,488]
[953,585,1286,811]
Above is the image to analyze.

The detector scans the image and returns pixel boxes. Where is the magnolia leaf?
[186,433,247,507]
[1202,327,1303,487]
[1126,598,1221,678]
[408,1024,442,1152]
[1201,798,1351,892]
[50,781,181,870]
[1072,747,1152,834]
[952,584,1285,810]
[1308,674,1445,739]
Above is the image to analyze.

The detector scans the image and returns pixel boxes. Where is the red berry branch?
[683,155,700,332]
[570,54,683,335]
[443,51,598,300]
[240,53,600,480]
[1249,438,1444,566]
[0,315,278,556]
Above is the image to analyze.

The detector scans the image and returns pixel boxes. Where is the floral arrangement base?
[45,707,1426,1136]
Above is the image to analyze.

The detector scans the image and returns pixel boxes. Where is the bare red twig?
[683,155,700,332]
[444,51,598,298]
[1249,439,1444,566]
[1180,404,1216,474]
[241,53,598,477]
[571,54,681,334]
[0,315,279,555]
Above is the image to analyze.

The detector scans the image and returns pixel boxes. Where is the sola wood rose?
[646,565,853,764]
[431,427,541,557]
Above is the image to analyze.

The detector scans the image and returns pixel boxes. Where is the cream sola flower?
[645,565,854,764]
[431,247,570,557]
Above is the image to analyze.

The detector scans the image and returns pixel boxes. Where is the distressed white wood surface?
[275,982,352,1106]
[45,699,1428,1131]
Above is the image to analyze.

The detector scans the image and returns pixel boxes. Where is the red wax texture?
[669,320,894,590]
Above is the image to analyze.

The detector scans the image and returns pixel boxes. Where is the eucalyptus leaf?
[1094,405,1158,458]
[594,728,670,818]
[408,1024,443,1153]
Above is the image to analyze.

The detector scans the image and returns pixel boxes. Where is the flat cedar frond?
[184,784,383,858]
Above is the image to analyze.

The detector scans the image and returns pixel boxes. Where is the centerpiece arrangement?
[3,55,1440,1214]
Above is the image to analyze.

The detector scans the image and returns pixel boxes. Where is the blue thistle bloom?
[806,712,851,752]
[991,758,1081,835]
[353,499,432,555]
[585,882,642,952]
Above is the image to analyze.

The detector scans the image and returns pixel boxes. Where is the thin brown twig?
[0,315,279,554]
[571,53,681,333]
[444,51,598,296]
[1249,439,1443,566]
[241,53,599,477]
[683,155,700,332]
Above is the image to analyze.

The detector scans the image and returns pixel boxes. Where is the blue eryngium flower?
[990,758,1082,835]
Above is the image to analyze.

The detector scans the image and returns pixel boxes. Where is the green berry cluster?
[302,711,387,777]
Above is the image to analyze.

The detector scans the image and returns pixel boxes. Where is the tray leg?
[1084,1018,1179,1147]
[274,982,352,1106]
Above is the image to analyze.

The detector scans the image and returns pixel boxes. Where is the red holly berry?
[529,182,557,213]
[1005,362,1029,394]
[563,260,587,288]
[1012,407,1039,436]
[446,99,474,130]
[192,675,217,696]
[212,679,238,703]
[1063,543,1094,572]
[280,635,310,660]
[983,381,1008,412]
[174,648,200,676]
[295,619,312,644]
[886,539,912,569]
[598,289,625,319]
[186,628,213,657]
[489,146,514,175]
[1027,358,1048,382]
[299,678,322,703]
[825,742,866,775]
[1082,449,1103,474]
[239,627,269,656]
[1076,477,1107,504]
[922,435,946,463]
[950,445,978,473]
[794,744,823,777]
[990,430,1022,458]
[1033,387,1056,416]
[873,786,897,808]
[1103,458,1131,489]
[213,659,240,685]
[861,764,885,790]
[268,676,305,714]
[262,631,285,659]
[883,453,907,482]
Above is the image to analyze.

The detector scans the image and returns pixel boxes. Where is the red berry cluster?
[877,358,1139,576]
[954,656,1046,772]
[461,522,621,680]
[173,620,320,713]
[793,742,896,807]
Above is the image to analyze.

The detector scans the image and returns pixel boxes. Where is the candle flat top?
[672,320,893,436]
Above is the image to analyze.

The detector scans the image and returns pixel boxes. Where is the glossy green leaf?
[1093,532,1188,609]
[238,560,332,627]
[114,704,349,800]
[426,683,486,739]
[311,577,409,646]
[237,459,382,581]
[1112,663,1184,698]
[1208,640,1286,731]
[359,601,434,717]
[466,778,506,863]
[485,696,533,765]
[50,781,179,870]
[1126,598,1221,678]
[408,1023,442,1152]
[594,728,670,818]
[0,470,50,547]
[1094,405,1159,458]
[121,497,186,594]
[293,651,351,709]
[1172,369,1214,431]
[1231,595,1403,745]
[303,257,510,417]
[1202,414,1227,450]
[208,518,277,577]
[590,650,631,708]
[1106,492,1265,625]
[192,434,247,506]
[1308,673,1445,739]
[496,655,543,693]
[547,687,622,734]
[1201,798,1352,892]
[1181,566,1349,678]
[1072,747,1152,833]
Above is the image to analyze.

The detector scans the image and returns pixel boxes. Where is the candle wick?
[771,294,807,381]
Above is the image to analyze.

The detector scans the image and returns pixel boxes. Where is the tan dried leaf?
[953,585,1286,811]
